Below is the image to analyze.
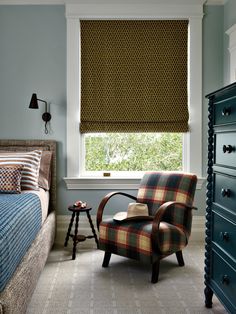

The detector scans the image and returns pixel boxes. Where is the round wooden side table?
[64,205,99,260]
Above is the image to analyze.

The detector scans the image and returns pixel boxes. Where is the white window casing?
[226,24,236,84]
[64,2,205,190]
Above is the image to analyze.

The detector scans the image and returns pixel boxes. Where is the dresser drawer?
[212,212,236,259]
[215,133,236,168]
[212,251,236,309]
[214,97,236,125]
[214,174,236,213]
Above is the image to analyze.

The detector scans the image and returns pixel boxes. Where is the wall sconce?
[29,93,51,134]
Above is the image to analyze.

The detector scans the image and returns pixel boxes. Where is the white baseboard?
[55,215,205,249]
[55,214,98,249]
[188,215,205,244]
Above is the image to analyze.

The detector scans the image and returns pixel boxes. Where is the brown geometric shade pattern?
[80,20,189,133]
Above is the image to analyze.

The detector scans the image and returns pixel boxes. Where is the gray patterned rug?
[27,244,226,314]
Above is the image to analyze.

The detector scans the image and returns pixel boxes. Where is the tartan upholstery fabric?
[98,172,197,266]
[137,172,197,238]
[99,218,187,263]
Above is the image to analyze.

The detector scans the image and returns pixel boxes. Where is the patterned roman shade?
[80,20,189,133]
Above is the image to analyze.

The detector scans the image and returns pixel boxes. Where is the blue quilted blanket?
[0,193,41,291]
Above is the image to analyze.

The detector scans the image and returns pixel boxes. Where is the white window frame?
[64,2,205,190]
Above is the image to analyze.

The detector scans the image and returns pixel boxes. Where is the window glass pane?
[84,133,182,172]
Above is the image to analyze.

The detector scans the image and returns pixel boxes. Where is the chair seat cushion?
[99,218,187,263]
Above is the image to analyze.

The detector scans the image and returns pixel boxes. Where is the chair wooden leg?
[176,250,185,266]
[102,252,111,267]
[151,259,160,283]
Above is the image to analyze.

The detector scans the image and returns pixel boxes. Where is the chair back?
[137,172,197,237]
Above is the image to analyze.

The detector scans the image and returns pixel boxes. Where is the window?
[65,3,204,189]
[83,133,182,176]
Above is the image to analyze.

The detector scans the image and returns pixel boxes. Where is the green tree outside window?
[85,133,182,172]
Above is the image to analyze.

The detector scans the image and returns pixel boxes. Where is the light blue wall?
[203,5,224,95]
[0,5,68,214]
[223,0,236,84]
[0,5,224,216]
[202,5,224,175]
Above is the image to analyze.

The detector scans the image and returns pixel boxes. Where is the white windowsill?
[64,176,205,190]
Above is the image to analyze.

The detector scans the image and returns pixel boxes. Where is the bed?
[0,140,56,314]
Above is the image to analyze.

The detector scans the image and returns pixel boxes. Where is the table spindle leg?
[64,212,75,247]
[72,212,80,260]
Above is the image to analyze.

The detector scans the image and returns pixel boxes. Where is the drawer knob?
[221,188,231,198]
[220,231,230,241]
[223,145,233,153]
[222,107,231,116]
[221,274,230,285]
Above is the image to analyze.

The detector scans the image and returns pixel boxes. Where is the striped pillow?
[0,150,42,191]
[0,165,23,194]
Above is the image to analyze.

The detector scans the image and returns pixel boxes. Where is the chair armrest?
[96,191,137,230]
[151,201,197,253]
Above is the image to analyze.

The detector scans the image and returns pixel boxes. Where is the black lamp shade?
[29,93,39,109]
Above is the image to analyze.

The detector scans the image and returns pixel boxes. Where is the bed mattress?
[0,193,42,292]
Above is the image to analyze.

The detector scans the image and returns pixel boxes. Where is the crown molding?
[205,0,228,5]
[0,0,206,5]
[0,0,63,3]
[65,3,204,19]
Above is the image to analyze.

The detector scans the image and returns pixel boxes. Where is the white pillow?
[0,150,42,191]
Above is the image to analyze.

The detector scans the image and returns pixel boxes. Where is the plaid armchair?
[97,172,197,283]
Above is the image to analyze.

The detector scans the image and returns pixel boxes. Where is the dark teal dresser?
[205,82,236,313]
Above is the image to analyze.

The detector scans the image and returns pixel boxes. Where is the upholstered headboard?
[0,140,56,211]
